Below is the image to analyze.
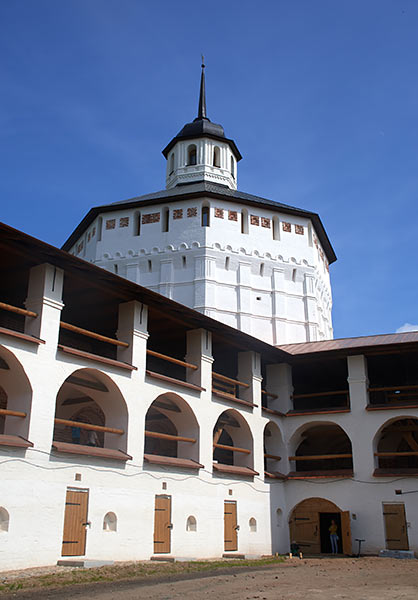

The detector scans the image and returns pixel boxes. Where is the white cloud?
[396,323,418,333]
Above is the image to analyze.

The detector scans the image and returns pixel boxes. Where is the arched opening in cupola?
[213,146,220,167]
[169,153,175,175]
[187,144,197,166]
[231,155,235,178]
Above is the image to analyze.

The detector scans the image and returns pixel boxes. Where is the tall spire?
[197,55,208,121]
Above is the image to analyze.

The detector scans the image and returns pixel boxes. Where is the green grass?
[0,556,285,596]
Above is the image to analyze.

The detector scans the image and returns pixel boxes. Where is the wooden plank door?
[341,511,352,555]
[154,495,171,554]
[290,511,320,554]
[224,501,238,551]
[61,488,89,556]
[383,503,409,550]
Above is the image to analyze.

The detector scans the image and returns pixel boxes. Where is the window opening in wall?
[114,264,118,275]
[273,216,280,241]
[249,517,257,532]
[103,512,117,532]
[292,356,349,411]
[231,156,235,178]
[260,263,264,277]
[308,222,313,246]
[241,209,249,234]
[225,256,230,271]
[292,268,296,282]
[182,256,187,268]
[187,144,197,166]
[292,424,353,474]
[213,146,220,167]
[169,153,174,175]
[0,507,9,532]
[148,260,152,273]
[202,205,210,227]
[162,208,169,233]
[134,212,141,236]
[97,217,103,242]
[186,515,197,532]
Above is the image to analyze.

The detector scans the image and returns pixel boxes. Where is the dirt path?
[8,557,418,600]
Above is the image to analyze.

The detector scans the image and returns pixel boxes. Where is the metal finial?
[201,54,205,68]
[198,56,207,120]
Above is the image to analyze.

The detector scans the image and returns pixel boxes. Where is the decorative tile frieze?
[261,217,271,228]
[228,210,238,221]
[142,212,160,224]
[214,208,224,218]
[295,224,304,235]
[173,209,183,220]
[76,241,84,254]
[106,219,116,230]
[119,217,129,228]
[250,215,260,226]
[87,232,91,242]
[282,221,291,232]
[92,227,96,237]
[187,207,197,218]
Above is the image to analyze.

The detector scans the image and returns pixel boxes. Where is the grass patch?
[0,556,285,596]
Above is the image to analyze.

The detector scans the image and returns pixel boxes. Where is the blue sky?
[1,0,417,339]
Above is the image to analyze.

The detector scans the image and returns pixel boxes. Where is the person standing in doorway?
[329,519,339,554]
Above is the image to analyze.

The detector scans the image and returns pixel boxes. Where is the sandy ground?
[6,557,418,600]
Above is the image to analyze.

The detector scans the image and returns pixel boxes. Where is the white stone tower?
[63,64,335,345]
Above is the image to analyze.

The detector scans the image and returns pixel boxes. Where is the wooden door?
[61,488,89,556]
[290,510,320,554]
[341,511,352,555]
[383,503,409,550]
[224,501,238,551]
[154,495,171,554]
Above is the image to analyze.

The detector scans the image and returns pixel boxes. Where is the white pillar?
[116,301,148,374]
[347,355,373,478]
[238,351,263,475]
[266,362,293,414]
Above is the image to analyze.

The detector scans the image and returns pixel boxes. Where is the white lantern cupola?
[162,61,242,190]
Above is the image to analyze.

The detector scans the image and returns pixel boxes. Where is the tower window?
[213,146,220,167]
[260,263,264,277]
[134,212,141,236]
[169,153,174,175]
[231,156,235,179]
[202,205,210,227]
[273,216,280,241]
[182,256,187,268]
[148,260,152,273]
[241,209,249,234]
[97,217,103,242]
[187,144,197,166]
[225,256,230,271]
[162,208,169,233]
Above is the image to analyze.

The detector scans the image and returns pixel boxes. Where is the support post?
[117,301,148,373]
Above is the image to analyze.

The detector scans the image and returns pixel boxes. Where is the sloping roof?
[277,331,418,357]
[61,181,336,263]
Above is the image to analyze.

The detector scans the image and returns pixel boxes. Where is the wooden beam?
[375,451,418,457]
[144,430,196,443]
[0,301,37,319]
[262,390,278,400]
[213,428,224,445]
[146,349,197,370]
[213,442,251,454]
[403,432,418,452]
[292,389,348,399]
[264,453,281,461]
[60,321,129,348]
[289,453,352,461]
[212,372,250,388]
[0,408,26,418]
[369,384,418,393]
[54,418,123,435]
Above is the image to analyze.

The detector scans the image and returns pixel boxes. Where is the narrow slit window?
[292,268,297,282]
[241,209,249,234]
[202,205,210,227]
[169,153,174,175]
[114,264,118,275]
[260,263,264,277]
[148,260,152,273]
[162,208,169,233]
[231,156,235,178]
[273,216,280,241]
[213,146,220,167]
[182,256,187,268]
[134,212,141,236]
[225,256,230,270]
[187,144,197,166]
[97,217,103,242]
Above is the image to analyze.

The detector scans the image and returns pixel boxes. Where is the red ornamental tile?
[214,207,224,218]
[228,210,238,221]
[173,209,183,220]
[106,219,116,230]
[92,227,96,237]
[250,215,260,226]
[261,217,271,228]
[187,207,198,217]
[282,221,291,232]
[119,217,129,227]
[295,224,304,235]
[142,212,160,224]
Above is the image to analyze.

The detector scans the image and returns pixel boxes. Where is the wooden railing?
[291,389,349,411]
[289,453,352,461]
[0,302,37,319]
[54,418,124,435]
[0,408,26,418]
[60,322,128,348]
[212,372,249,399]
[264,453,281,461]
[374,451,418,458]
[144,430,196,443]
[213,442,251,454]
[368,385,418,405]
[146,349,197,370]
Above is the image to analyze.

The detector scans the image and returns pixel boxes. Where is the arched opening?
[162,208,169,233]
[272,216,280,241]
[213,146,220,167]
[290,423,353,476]
[187,144,197,166]
[249,517,257,532]
[169,153,175,175]
[133,211,141,236]
[264,421,285,479]
[201,203,210,227]
[186,515,197,532]
[103,512,117,532]
[375,417,418,473]
[144,393,201,466]
[97,217,103,242]
[52,369,129,459]
[230,156,235,179]
[213,409,256,475]
[241,209,248,235]
[0,346,32,443]
[289,497,351,555]
[0,507,9,533]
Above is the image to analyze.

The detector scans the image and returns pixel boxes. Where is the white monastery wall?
[69,197,333,345]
